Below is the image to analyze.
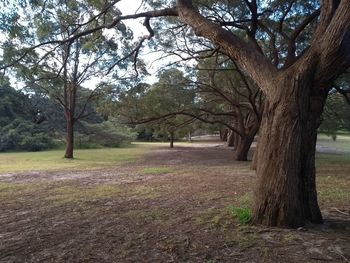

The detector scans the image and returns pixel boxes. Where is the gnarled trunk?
[252,73,327,227]
[64,117,74,159]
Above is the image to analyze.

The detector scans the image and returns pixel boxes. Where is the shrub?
[0,118,55,152]
[230,207,252,225]
[78,120,136,148]
[19,133,55,151]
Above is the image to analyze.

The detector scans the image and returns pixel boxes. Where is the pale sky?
[114,0,174,83]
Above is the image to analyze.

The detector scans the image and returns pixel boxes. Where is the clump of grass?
[140,166,173,175]
[230,207,252,225]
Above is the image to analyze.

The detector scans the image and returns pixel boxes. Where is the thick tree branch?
[176,0,277,94]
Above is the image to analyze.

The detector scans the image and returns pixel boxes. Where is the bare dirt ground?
[0,144,349,262]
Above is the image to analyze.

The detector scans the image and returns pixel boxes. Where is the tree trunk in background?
[234,132,240,150]
[220,128,228,141]
[188,131,192,142]
[170,132,174,148]
[226,130,235,147]
[234,134,255,161]
[251,141,258,170]
[252,73,327,227]
[64,116,74,159]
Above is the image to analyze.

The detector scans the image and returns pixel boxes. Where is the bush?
[76,120,136,148]
[0,118,55,152]
[19,133,55,151]
[230,207,252,225]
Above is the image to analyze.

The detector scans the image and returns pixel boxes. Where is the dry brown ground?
[0,144,349,263]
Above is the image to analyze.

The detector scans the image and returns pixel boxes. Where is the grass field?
[317,133,350,151]
[0,140,349,262]
[0,143,161,173]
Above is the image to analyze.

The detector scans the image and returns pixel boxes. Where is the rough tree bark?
[252,70,327,227]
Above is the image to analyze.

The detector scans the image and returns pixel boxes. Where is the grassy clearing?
[317,133,350,151]
[316,152,350,165]
[0,143,162,173]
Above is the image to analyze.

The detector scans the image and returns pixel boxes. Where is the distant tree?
[193,56,263,161]
[3,0,131,158]
[319,92,350,140]
[117,68,197,148]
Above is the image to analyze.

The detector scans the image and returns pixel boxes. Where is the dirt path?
[0,144,349,262]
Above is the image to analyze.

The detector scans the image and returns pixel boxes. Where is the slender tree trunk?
[252,73,327,227]
[170,132,174,148]
[188,131,192,142]
[64,117,74,159]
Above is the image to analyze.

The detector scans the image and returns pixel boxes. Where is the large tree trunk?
[64,117,74,159]
[252,73,327,227]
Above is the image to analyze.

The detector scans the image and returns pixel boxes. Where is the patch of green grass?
[47,183,161,207]
[319,188,349,200]
[0,143,159,173]
[317,176,350,206]
[316,153,350,165]
[317,134,350,151]
[48,184,122,205]
[0,182,38,199]
[139,166,174,175]
[230,207,252,225]
[128,185,161,199]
